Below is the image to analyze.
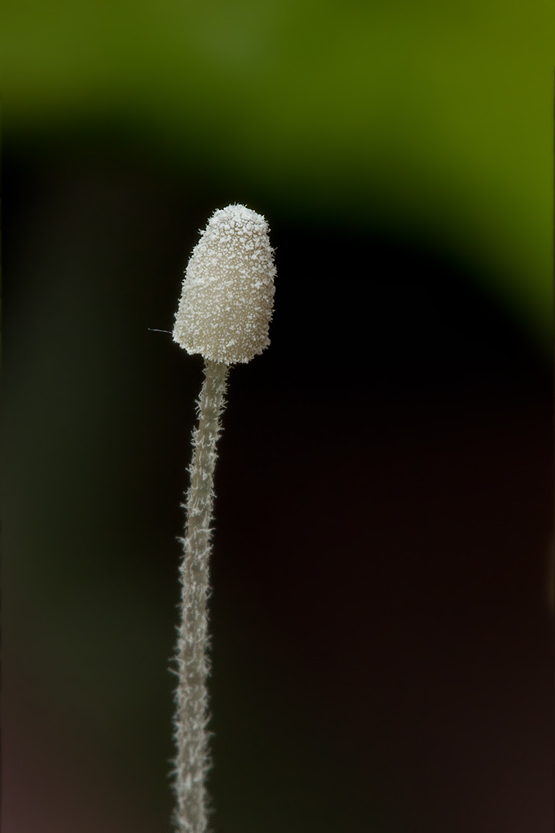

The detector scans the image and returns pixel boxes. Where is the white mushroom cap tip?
[173,204,276,364]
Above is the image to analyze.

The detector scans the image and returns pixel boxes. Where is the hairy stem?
[173,359,230,833]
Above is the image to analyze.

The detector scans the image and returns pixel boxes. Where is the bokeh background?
[3,2,554,831]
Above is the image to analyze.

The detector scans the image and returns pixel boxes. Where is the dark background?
[3,3,554,832]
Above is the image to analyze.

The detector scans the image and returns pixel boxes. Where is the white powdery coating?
[173,204,276,364]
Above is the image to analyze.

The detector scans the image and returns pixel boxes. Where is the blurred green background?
[5,0,554,345]
[3,2,553,832]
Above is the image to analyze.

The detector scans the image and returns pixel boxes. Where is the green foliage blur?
[5,0,554,346]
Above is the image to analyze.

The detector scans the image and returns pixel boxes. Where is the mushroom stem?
[173,360,229,833]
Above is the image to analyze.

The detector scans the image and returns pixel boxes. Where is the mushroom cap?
[173,204,276,364]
